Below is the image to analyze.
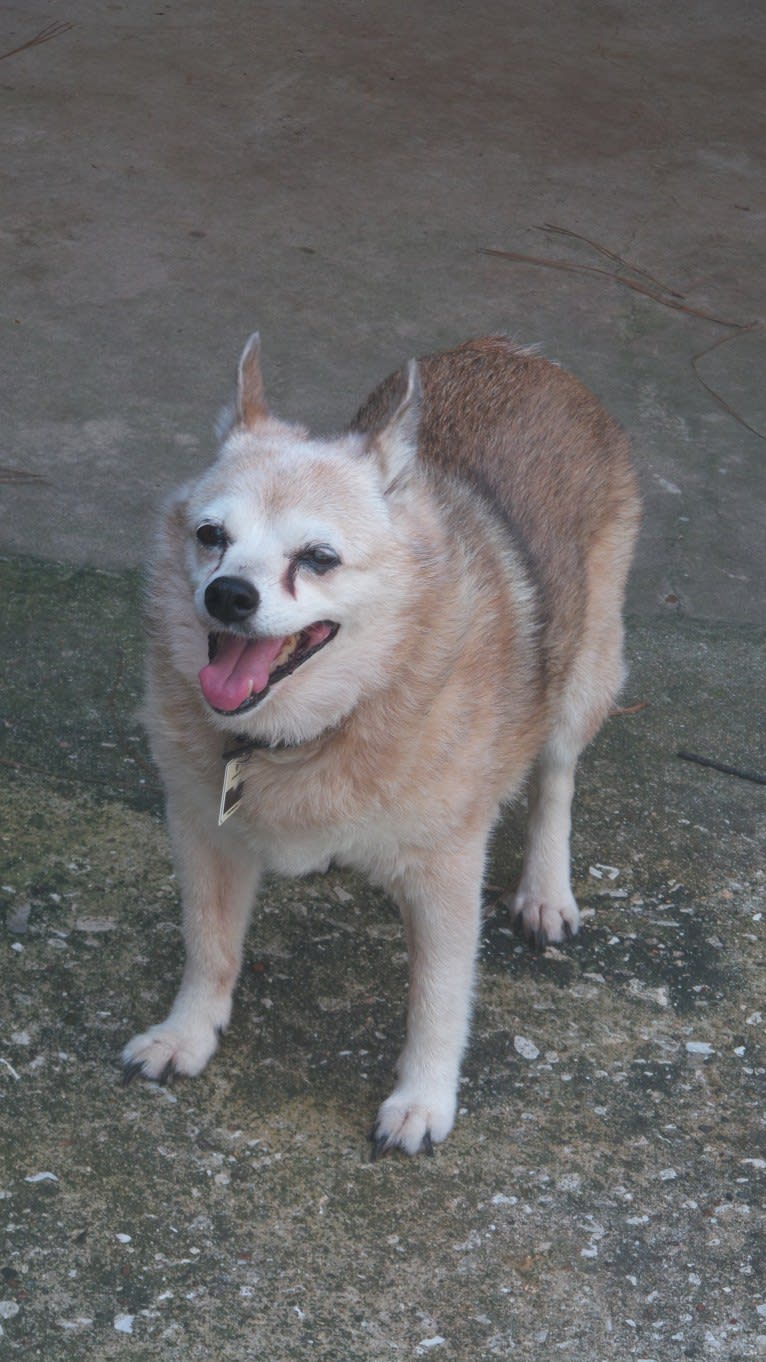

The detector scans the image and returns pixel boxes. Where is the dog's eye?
[196,523,228,551]
[295,545,341,574]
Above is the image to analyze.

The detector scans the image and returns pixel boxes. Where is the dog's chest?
[244,815,401,883]
[229,767,405,883]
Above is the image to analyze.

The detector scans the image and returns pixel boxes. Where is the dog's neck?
[223,716,347,764]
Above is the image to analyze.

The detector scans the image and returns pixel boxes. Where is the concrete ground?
[1,3,764,1359]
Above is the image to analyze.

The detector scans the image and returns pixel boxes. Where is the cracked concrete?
[1,2,764,1359]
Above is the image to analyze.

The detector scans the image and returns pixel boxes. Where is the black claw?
[513,914,547,950]
[157,1058,176,1087]
[507,911,580,950]
[368,1128,436,1161]
[121,1058,146,1087]
[368,1133,392,1163]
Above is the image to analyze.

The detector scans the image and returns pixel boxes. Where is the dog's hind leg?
[122,799,261,1084]
[509,648,626,947]
[371,837,487,1158]
[509,739,581,946]
[510,536,631,947]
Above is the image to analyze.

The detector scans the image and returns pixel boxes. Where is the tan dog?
[123,336,640,1156]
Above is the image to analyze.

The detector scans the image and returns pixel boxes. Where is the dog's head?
[159,335,433,744]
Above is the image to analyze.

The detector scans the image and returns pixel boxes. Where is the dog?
[123,334,640,1156]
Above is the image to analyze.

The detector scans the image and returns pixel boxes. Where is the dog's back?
[352,336,640,691]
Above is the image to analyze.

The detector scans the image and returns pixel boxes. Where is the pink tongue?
[199,634,288,712]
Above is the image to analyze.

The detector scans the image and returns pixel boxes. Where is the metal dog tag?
[218,753,252,825]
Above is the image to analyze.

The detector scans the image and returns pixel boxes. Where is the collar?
[222,717,346,764]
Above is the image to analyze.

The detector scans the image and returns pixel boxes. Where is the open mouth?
[198,621,339,715]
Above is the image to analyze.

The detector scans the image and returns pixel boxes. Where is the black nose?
[204,576,260,626]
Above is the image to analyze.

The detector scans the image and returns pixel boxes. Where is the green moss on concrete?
[1,555,157,812]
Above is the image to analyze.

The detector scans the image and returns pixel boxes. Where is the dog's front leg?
[123,799,261,1084]
[371,840,486,1157]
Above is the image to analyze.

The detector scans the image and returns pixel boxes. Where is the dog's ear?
[236,332,269,427]
[370,359,421,495]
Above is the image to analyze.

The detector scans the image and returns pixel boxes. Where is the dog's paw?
[369,1086,456,1159]
[508,887,580,948]
[121,1017,221,1085]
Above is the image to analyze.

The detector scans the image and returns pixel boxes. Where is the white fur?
[123,337,640,1157]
